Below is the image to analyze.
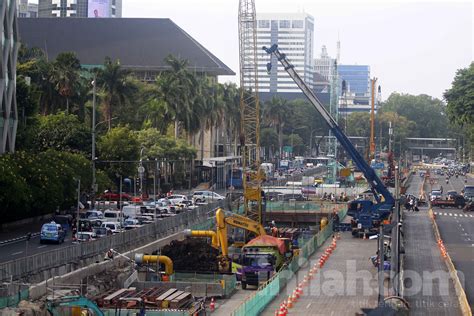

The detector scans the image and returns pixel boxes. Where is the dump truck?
[239,235,293,289]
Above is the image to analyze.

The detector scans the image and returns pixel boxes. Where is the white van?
[121,205,144,219]
[103,210,124,223]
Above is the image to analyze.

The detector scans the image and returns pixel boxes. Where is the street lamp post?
[139,148,145,199]
[75,178,81,239]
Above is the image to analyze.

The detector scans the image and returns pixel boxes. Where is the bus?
[227,169,243,189]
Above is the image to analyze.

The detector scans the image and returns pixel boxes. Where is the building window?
[112,0,116,4]
[258,20,269,28]
[112,7,116,15]
[279,20,291,28]
[292,20,303,28]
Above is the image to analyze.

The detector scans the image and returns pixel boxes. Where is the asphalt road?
[0,231,75,263]
[428,174,474,306]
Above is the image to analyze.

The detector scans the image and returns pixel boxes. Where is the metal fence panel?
[0,199,228,283]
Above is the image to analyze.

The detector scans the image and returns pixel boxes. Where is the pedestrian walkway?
[261,232,379,315]
[403,211,462,315]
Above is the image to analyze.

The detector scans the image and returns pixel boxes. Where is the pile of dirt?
[160,238,219,272]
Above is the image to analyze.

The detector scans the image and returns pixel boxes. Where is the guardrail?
[0,200,227,283]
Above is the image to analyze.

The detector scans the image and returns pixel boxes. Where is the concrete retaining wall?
[28,232,186,301]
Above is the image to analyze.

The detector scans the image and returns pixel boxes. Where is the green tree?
[96,57,137,130]
[444,63,474,126]
[33,112,90,154]
[50,52,82,114]
[263,97,290,157]
[97,126,140,179]
[380,93,450,138]
[157,55,198,139]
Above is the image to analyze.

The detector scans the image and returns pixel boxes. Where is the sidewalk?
[403,210,462,315]
[261,232,379,315]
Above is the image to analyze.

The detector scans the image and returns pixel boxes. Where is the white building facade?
[256,13,314,93]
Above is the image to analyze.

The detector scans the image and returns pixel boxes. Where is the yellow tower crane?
[238,0,263,226]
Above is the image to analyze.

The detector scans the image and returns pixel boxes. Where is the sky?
[121,0,472,100]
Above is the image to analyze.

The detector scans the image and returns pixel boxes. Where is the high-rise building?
[1,0,19,154]
[338,64,370,96]
[313,45,336,93]
[38,0,122,18]
[17,0,38,17]
[256,12,314,93]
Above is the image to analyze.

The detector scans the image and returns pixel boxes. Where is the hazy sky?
[122,0,473,100]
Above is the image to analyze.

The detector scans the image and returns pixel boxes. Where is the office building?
[38,0,122,18]
[313,45,337,93]
[256,12,314,93]
[338,64,370,96]
[1,0,19,154]
[17,0,38,17]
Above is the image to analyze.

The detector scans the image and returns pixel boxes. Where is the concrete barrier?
[428,209,472,316]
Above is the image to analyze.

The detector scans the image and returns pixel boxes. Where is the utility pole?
[91,74,97,209]
[76,179,81,239]
[369,78,377,161]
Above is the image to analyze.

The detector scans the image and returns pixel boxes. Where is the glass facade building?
[1,0,19,154]
[338,64,370,96]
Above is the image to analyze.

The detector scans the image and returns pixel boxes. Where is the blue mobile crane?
[263,44,394,235]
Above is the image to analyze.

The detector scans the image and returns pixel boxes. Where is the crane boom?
[263,44,394,230]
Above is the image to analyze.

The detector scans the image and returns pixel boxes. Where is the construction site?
[2,0,447,316]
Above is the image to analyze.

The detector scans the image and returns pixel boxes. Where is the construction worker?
[332,210,340,232]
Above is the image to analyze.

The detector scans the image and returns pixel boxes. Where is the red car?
[99,192,131,201]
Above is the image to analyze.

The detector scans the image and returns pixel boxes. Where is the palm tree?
[50,52,81,113]
[222,83,240,156]
[96,57,136,130]
[263,96,290,158]
[157,55,198,139]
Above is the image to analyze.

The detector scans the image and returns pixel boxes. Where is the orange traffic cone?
[287,295,294,308]
[209,297,216,312]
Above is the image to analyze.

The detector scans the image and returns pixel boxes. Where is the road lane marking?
[454,214,458,217]
[11,251,23,256]
[306,303,312,309]
[444,213,447,216]
[449,213,453,216]
[37,245,47,249]
[470,215,473,217]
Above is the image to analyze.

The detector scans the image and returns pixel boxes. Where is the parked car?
[99,191,131,201]
[75,232,97,243]
[85,210,103,219]
[192,191,225,203]
[123,218,144,230]
[93,227,112,238]
[40,222,66,244]
[101,222,122,234]
[446,190,458,199]
[167,195,188,204]
[174,200,198,211]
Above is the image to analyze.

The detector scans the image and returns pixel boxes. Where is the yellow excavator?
[184,208,266,272]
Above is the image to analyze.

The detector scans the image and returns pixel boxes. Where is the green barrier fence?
[231,207,347,316]
[0,288,29,309]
